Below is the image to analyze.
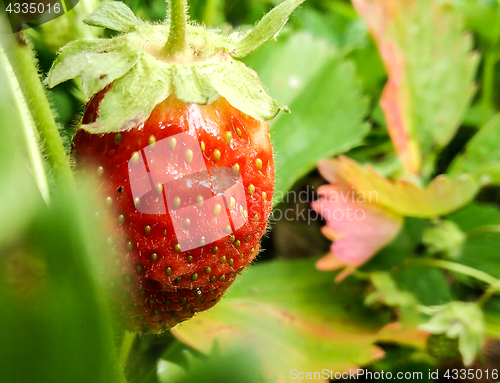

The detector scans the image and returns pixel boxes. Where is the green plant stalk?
[408,258,498,286]
[203,0,222,26]
[7,34,74,192]
[467,225,500,238]
[478,280,500,307]
[119,331,136,367]
[409,258,500,306]
[164,0,188,57]
[60,0,68,13]
[0,43,49,203]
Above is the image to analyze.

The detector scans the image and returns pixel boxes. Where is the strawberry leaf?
[171,258,387,381]
[158,343,266,383]
[449,115,500,185]
[243,32,332,107]
[449,203,500,279]
[312,180,403,277]
[244,32,370,201]
[352,0,478,175]
[333,156,478,218]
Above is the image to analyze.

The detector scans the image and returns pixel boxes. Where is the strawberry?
[48,0,305,333]
[73,94,274,333]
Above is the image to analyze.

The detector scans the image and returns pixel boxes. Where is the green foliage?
[0,19,124,382]
[449,204,500,279]
[422,220,466,260]
[449,114,500,185]
[420,302,485,366]
[172,258,388,381]
[0,191,126,383]
[353,0,479,176]
[158,343,267,383]
[244,32,370,200]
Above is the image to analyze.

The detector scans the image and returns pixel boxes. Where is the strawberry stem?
[0,42,50,203]
[408,258,498,286]
[164,0,188,57]
[7,34,75,195]
[119,331,136,366]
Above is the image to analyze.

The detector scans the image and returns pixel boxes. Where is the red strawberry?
[48,0,305,333]
[72,94,274,333]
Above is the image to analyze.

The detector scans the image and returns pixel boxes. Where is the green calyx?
[47,0,305,133]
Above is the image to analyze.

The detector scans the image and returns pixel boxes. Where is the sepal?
[83,2,140,33]
[86,56,173,132]
[231,0,306,58]
[47,0,304,133]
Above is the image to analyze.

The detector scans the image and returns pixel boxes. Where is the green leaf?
[48,38,115,74]
[243,32,333,107]
[422,220,466,260]
[271,60,369,200]
[394,266,453,307]
[449,203,500,232]
[0,186,126,383]
[158,343,266,383]
[172,258,387,381]
[232,0,306,58]
[453,0,500,46]
[292,6,368,50]
[448,204,500,280]
[420,302,485,366]
[365,272,420,326]
[353,0,479,175]
[449,115,500,185]
[245,32,369,200]
[84,1,140,33]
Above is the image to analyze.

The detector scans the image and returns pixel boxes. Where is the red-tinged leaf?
[352,0,478,175]
[172,258,387,383]
[375,322,430,350]
[312,184,403,273]
[333,156,478,218]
